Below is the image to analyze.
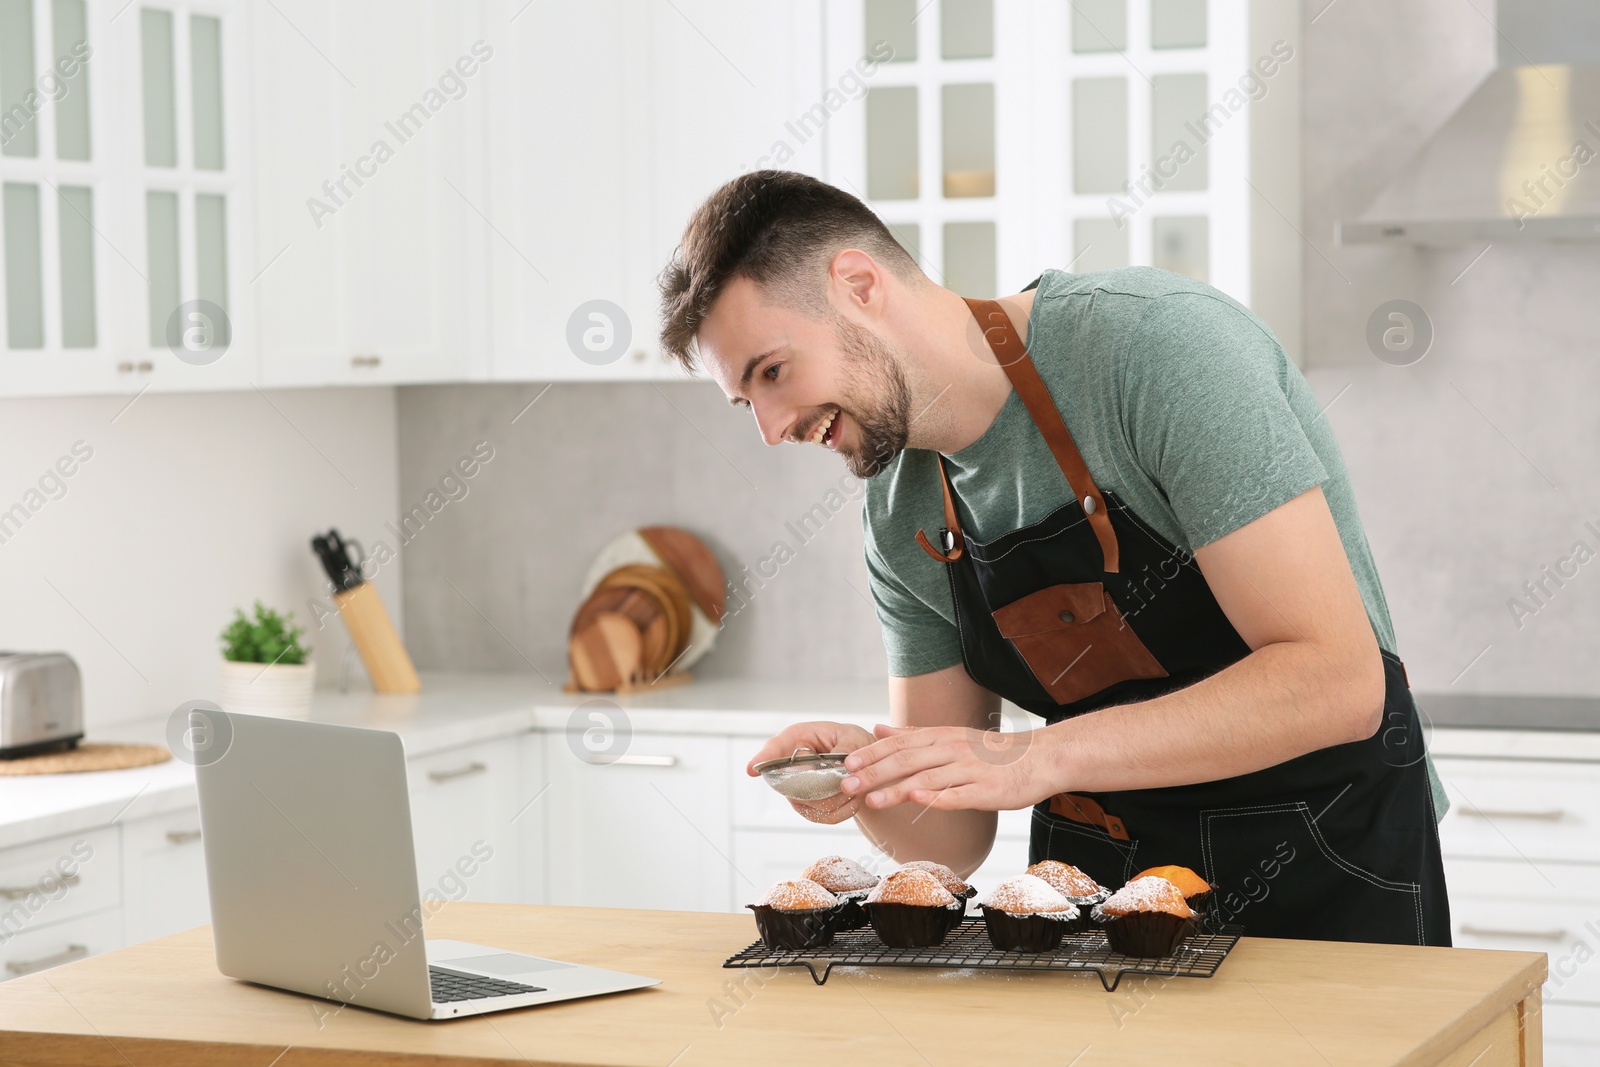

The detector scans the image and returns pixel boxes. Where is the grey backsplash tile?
[396,381,887,684]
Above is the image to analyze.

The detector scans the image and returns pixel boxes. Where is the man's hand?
[747,720,877,826]
[841,722,1063,812]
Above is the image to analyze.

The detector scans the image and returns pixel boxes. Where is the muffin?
[898,860,976,900]
[864,869,965,947]
[1132,865,1213,923]
[746,878,840,949]
[803,855,880,931]
[978,875,1081,951]
[1092,876,1196,958]
[1026,860,1110,924]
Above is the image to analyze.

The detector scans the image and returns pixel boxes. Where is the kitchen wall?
[1301,0,1600,694]
[396,1,1599,698]
[0,388,401,728]
[395,381,887,685]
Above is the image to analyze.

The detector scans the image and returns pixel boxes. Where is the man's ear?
[828,248,887,319]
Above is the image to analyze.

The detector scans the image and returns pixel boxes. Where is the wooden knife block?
[334,583,422,694]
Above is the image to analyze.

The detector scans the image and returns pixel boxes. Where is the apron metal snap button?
[1083,495,1097,515]
[1058,610,1075,623]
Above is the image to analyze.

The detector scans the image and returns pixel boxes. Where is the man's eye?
[763,363,781,382]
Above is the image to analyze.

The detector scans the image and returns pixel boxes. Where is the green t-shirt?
[862,267,1446,819]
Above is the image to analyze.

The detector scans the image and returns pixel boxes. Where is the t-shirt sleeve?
[862,515,964,678]
[1118,292,1328,548]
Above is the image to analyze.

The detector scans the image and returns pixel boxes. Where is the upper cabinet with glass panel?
[0,0,97,372]
[140,6,240,368]
[840,0,1005,299]
[831,0,1303,363]
[0,0,253,397]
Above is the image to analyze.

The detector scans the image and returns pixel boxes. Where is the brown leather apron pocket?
[992,582,1167,705]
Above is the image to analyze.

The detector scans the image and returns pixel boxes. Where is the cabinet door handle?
[428,761,487,783]
[166,829,202,845]
[0,872,80,900]
[1458,807,1565,822]
[587,754,678,767]
[351,354,382,367]
[6,943,88,976]
[1460,924,1568,942]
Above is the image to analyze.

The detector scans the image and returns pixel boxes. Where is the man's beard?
[833,317,912,479]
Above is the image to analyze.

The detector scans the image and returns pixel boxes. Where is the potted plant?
[218,601,315,719]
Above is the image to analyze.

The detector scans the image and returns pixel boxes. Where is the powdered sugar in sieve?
[755,751,851,801]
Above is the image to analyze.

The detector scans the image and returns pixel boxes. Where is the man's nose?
[751,402,789,447]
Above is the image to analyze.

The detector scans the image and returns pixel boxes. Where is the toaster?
[0,652,84,759]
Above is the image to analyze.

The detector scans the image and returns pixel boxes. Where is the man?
[658,171,1449,945]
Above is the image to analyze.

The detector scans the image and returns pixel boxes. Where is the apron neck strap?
[958,297,1121,573]
[915,454,966,563]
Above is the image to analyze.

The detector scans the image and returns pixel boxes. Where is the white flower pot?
[219,660,315,719]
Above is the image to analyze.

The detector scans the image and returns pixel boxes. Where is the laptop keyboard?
[429,965,547,1003]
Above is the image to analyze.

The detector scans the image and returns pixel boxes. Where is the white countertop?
[2,672,1596,852]
[0,673,892,851]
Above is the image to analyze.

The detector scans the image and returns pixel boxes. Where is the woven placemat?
[0,743,173,776]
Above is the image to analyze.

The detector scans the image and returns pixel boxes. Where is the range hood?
[1340,63,1600,245]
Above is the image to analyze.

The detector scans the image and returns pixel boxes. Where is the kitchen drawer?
[547,732,732,912]
[1546,1002,1600,1066]
[0,908,122,981]
[0,828,118,941]
[1436,758,1600,863]
[122,808,210,945]
[407,738,523,904]
[1445,858,1600,1005]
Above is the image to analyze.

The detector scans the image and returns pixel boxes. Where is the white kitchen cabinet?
[823,0,1302,359]
[0,0,258,397]
[1437,758,1600,864]
[0,907,121,981]
[251,0,487,388]
[1435,751,1600,1066]
[0,827,118,943]
[483,0,821,382]
[120,807,208,944]
[406,736,523,904]
[545,732,733,912]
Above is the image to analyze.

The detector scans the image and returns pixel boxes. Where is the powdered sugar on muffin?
[898,860,969,895]
[1095,876,1194,919]
[803,855,879,893]
[756,878,838,911]
[1026,860,1106,899]
[867,868,958,907]
[980,875,1079,918]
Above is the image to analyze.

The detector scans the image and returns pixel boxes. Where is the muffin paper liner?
[1093,908,1196,958]
[979,906,1075,951]
[747,902,843,949]
[863,901,966,948]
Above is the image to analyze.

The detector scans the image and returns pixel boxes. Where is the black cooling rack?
[723,918,1242,991]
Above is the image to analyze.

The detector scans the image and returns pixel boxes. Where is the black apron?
[914,298,1450,946]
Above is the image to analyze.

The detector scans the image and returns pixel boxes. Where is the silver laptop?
[193,710,659,1020]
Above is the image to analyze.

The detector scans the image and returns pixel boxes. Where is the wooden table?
[0,903,1546,1066]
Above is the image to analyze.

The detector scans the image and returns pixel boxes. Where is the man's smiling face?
[697,273,911,479]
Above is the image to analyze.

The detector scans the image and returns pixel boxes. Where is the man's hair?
[657,170,920,370]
